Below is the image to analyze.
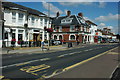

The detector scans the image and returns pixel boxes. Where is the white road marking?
[1,57,51,69]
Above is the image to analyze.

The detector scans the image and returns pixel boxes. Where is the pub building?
[51,11,91,43]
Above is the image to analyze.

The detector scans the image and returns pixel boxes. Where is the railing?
[2,41,41,48]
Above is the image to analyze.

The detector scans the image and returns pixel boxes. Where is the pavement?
[1,43,118,54]
[51,46,119,79]
[1,45,68,54]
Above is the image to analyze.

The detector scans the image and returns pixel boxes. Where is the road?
[1,44,119,79]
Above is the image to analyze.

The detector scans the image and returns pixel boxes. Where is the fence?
[2,41,41,48]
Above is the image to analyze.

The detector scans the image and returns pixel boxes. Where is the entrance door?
[33,33,39,41]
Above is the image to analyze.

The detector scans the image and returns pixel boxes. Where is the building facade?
[2,2,51,47]
[86,20,97,43]
[51,11,91,43]
[97,28,117,43]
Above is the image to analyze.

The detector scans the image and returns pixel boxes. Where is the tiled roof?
[52,15,89,26]
[2,2,46,16]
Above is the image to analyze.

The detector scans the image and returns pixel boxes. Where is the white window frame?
[58,34,63,40]
[18,13,24,23]
[31,17,35,26]
[70,25,75,32]
[59,26,62,32]
[69,34,76,40]
[12,12,16,23]
[40,18,43,27]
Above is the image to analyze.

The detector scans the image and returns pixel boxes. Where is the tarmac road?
[1,44,119,79]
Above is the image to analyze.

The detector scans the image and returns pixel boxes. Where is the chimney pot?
[67,10,71,16]
[78,13,83,17]
[56,12,60,17]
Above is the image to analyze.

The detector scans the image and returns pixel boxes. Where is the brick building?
[51,11,91,43]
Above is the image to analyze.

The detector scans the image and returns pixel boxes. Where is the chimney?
[56,12,60,17]
[67,10,71,16]
[78,13,83,17]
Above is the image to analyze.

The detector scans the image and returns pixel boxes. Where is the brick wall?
[63,34,69,41]
[79,34,83,43]
[62,27,70,32]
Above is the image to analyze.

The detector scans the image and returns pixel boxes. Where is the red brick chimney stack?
[67,10,71,16]
[56,12,60,17]
[78,13,83,17]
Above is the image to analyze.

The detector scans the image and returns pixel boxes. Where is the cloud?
[99,2,106,8]
[95,13,120,22]
[42,2,63,16]
[98,23,118,34]
[59,2,92,6]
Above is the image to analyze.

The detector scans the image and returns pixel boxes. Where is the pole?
[0,1,2,48]
[47,2,50,50]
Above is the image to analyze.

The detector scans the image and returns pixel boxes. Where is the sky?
[5,0,120,34]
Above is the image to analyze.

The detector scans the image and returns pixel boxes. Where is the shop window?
[4,32,8,39]
[18,34,23,40]
[12,33,15,39]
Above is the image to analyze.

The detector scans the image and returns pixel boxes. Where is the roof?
[2,2,46,16]
[52,15,89,27]
[86,20,97,26]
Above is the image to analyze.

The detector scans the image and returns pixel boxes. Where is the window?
[84,27,86,32]
[12,33,15,39]
[45,19,47,26]
[54,27,57,32]
[70,26,75,32]
[31,17,35,26]
[18,13,24,23]
[59,35,62,40]
[59,26,62,32]
[12,12,16,23]
[54,35,57,40]
[40,18,43,26]
[70,35,75,40]
[18,34,23,40]
[4,32,8,39]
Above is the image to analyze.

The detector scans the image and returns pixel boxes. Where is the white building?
[2,2,51,47]
[86,20,97,43]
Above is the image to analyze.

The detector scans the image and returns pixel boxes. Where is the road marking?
[42,69,64,78]
[0,76,4,79]
[63,47,119,71]
[1,58,51,68]
[20,64,50,76]
[68,52,76,55]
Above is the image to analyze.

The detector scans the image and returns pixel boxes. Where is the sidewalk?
[1,45,67,54]
[52,47,119,78]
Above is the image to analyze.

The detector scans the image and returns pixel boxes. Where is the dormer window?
[61,18,73,23]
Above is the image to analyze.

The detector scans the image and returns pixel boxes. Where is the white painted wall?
[90,25,97,43]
